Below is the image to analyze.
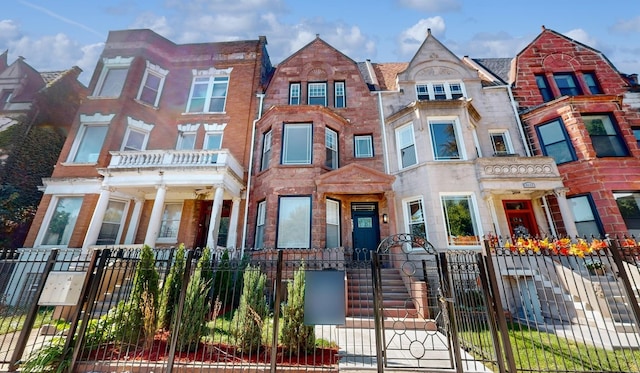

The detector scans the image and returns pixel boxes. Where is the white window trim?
[277,196,312,248]
[261,130,272,171]
[255,200,267,248]
[396,122,418,169]
[92,56,134,97]
[326,198,341,247]
[325,127,338,169]
[136,61,168,107]
[415,81,467,101]
[308,82,327,106]
[97,199,130,245]
[440,192,482,248]
[489,129,515,156]
[34,195,83,248]
[65,113,115,165]
[282,123,313,165]
[355,135,373,158]
[334,81,346,108]
[157,202,183,244]
[185,67,232,113]
[176,123,201,150]
[402,196,428,248]
[289,83,300,105]
[121,117,154,151]
[428,116,466,161]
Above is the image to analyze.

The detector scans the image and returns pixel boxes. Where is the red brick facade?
[246,38,393,249]
[512,28,640,236]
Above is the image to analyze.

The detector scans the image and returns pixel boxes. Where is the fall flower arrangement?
[503,237,609,257]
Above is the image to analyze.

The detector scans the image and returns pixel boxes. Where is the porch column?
[206,186,225,249]
[145,184,167,247]
[226,197,241,249]
[82,187,111,251]
[124,197,144,244]
[554,187,578,237]
[483,192,502,237]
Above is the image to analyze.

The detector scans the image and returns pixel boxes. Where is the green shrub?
[280,261,314,353]
[176,247,213,351]
[158,244,186,330]
[212,250,233,306]
[231,264,268,352]
[130,245,159,349]
[21,337,71,373]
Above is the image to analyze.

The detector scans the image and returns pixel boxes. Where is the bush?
[232,264,268,352]
[280,261,315,353]
[21,337,71,373]
[158,244,186,330]
[212,250,233,307]
[176,247,213,351]
[130,245,159,349]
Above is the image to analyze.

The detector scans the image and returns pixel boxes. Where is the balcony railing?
[107,149,244,178]
[475,155,560,180]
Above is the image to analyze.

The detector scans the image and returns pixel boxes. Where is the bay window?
[277,196,311,248]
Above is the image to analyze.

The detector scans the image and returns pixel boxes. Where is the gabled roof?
[0,56,45,102]
[469,58,513,85]
[276,35,356,67]
[315,163,395,195]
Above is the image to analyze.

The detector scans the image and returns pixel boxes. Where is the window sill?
[181,111,227,115]
[134,98,159,110]
[60,162,98,166]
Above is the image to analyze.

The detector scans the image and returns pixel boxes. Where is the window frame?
[440,193,481,247]
[96,199,129,245]
[354,135,374,158]
[121,117,154,151]
[276,196,312,249]
[536,118,577,164]
[568,194,603,237]
[553,72,582,96]
[66,113,114,164]
[415,81,466,101]
[326,198,341,248]
[282,123,313,165]
[157,202,183,243]
[37,195,84,248]
[489,130,514,156]
[185,67,232,113]
[289,83,301,105]
[92,56,133,98]
[176,123,200,150]
[583,114,629,157]
[582,72,602,94]
[1,89,13,109]
[261,129,272,171]
[136,61,168,107]
[255,200,266,248]
[403,196,427,240]
[325,127,338,170]
[308,82,327,106]
[632,127,640,148]
[396,123,417,169]
[614,192,640,237]
[535,74,554,102]
[429,117,464,161]
[334,81,346,108]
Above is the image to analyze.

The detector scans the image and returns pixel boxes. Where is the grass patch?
[0,309,65,335]
[459,322,640,372]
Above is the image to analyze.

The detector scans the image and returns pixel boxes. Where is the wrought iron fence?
[0,237,639,373]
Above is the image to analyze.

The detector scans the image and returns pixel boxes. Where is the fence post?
[438,253,463,373]
[477,248,517,373]
[371,252,385,373]
[270,250,284,373]
[68,248,108,373]
[608,240,640,330]
[8,249,59,372]
[166,249,195,373]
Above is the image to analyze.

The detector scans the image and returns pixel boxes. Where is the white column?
[206,186,225,249]
[124,197,144,244]
[82,188,111,251]
[226,197,241,249]
[145,184,167,247]
[554,188,578,237]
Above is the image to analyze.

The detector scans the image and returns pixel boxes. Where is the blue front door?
[351,203,380,260]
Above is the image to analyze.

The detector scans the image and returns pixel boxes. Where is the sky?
[1,0,639,86]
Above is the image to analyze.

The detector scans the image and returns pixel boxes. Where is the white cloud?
[463,31,529,58]
[130,12,173,40]
[0,20,20,43]
[397,0,461,12]
[398,17,446,56]
[564,28,598,48]
[611,16,640,33]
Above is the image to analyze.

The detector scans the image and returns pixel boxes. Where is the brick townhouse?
[23,29,273,252]
[507,26,640,238]
[246,36,393,257]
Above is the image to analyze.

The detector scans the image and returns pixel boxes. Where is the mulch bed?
[83,331,340,367]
